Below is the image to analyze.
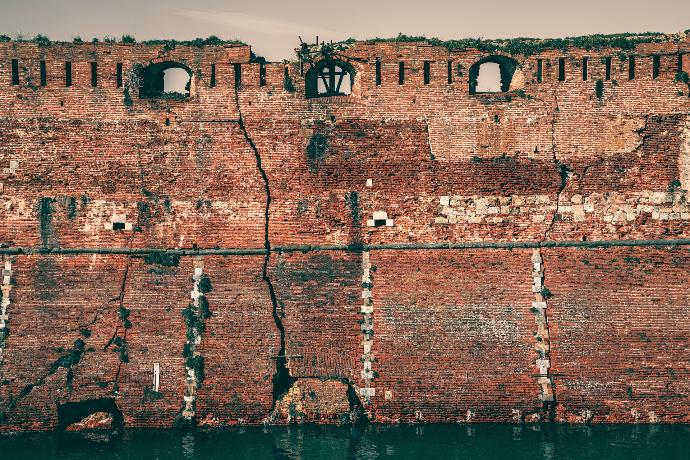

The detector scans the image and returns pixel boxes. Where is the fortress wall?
[0,35,689,428]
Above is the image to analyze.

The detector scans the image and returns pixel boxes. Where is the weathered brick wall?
[0,34,689,429]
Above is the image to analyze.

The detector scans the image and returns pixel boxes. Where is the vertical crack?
[543,88,570,241]
[233,86,295,406]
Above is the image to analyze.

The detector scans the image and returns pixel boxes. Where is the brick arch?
[57,398,124,431]
[469,55,520,94]
[305,59,356,99]
[139,61,193,98]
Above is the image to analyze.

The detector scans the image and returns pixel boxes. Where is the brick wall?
[0,34,689,429]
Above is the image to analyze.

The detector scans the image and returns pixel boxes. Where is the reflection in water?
[1,424,689,459]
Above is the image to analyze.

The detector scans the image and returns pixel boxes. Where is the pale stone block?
[385,219,394,227]
[434,217,448,224]
[366,219,375,227]
[512,196,524,206]
[111,214,126,223]
[104,222,114,230]
[366,179,373,187]
[372,210,388,220]
[361,304,373,314]
[532,301,547,311]
[360,387,375,397]
[124,223,133,230]
[500,206,510,214]
[572,205,585,222]
[487,206,499,214]
[536,358,550,374]
[361,290,371,299]
[439,195,450,206]
[570,194,583,204]
[532,214,546,223]
[194,267,203,277]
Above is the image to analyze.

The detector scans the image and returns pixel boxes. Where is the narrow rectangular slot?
[65,61,72,87]
[628,56,635,80]
[537,59,543,83]
[40,60,47,86]
[558,58,566,81]
[605,57,612,81]
[423,61,430,85]
[375,58,381,85]
[11,59,19,85]
[90,62,97,87]
[259,63,266,87]
[582,57,588,81]
[678,53,683,72]
[233,63,241,88]
[447,60,453,84]
[210,64,216,87]
[398,62,404,85]
[153,363,160,392]
[116,63,123,88]
[652,55,660,79]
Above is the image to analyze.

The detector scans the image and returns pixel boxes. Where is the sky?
[1,0,688,61]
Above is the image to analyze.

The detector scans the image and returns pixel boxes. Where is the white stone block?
[373,211,388,220]
[532,301,547,311]
[366,179,373,187]
[360,387,375,397]
[366,219,375,227]
[361,304,373,314]
[385,219,394,227]
[439,196,450,206]
[124,223,133,231]
[536,358,550,374]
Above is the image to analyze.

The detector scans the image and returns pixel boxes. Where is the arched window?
[139,61,192,99]
[469,56,519,94]
[306,60,355,98]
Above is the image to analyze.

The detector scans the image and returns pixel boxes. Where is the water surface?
[1,424,688,459]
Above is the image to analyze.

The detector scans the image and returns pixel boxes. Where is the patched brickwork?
[0,33,689,429]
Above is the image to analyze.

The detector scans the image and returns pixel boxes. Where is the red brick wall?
[0,35,689,428]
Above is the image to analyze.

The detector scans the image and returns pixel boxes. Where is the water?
[1,424,689,459]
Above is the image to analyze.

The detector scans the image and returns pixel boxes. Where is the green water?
[1,424,688,459]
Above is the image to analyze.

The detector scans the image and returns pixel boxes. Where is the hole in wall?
[469,56,518,94]
[112,222,125,231]
[139,62,192,99]
[57,398,124,432]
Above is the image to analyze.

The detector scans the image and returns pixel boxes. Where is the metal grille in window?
[317,62,351,96]
[305,60,354,98]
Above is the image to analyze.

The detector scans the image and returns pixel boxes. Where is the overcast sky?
[1,0,688,61]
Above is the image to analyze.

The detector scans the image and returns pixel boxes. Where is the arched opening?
[139,61,192,99]
[469,56,519,95]
[57,398,124,432]
[306,60,355,98]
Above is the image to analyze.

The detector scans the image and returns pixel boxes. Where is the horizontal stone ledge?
[1,238,690,256]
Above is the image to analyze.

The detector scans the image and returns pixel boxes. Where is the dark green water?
[1,424,689,459]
